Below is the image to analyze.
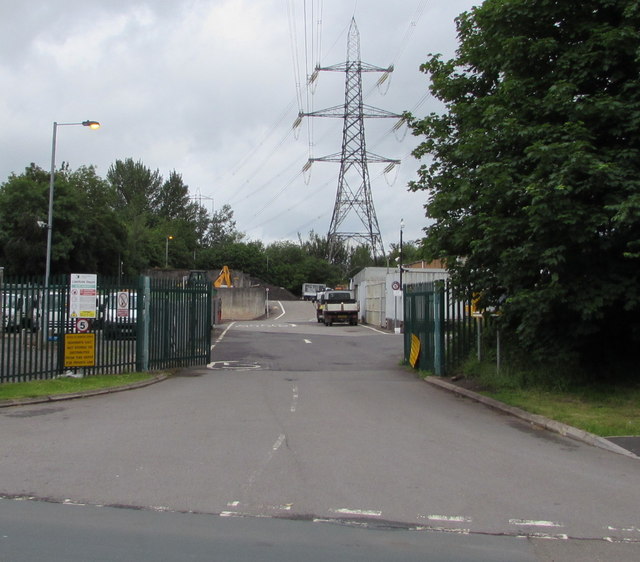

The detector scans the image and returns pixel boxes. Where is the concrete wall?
[217,287,265,321]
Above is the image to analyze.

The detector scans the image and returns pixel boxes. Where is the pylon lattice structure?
[302,18,400,263]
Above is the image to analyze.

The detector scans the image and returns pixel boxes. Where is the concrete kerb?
[0,374,169,409]
[425,376,640,461]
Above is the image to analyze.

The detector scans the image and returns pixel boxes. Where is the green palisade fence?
[403,281,478,376]
[1,275,213,383]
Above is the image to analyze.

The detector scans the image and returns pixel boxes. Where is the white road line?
[509,519,564,528]
[330,508,382,517]
[274,301,286,320]
[272,433,286,451]
[209,322,235,353]
[304,338,312,344]
[361,324,391,335]
[424,515,472,523]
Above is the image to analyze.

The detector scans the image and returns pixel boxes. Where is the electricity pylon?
[301,18,400,263]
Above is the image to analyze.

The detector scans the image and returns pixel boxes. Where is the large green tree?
[0,164,123,276]
[407,0,640,371]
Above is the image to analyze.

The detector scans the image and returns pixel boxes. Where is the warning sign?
[64,333,96,367]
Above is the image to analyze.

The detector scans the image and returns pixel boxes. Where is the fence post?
[434,284,444,376]
[136,275,150,372]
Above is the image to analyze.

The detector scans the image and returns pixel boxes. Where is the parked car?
[2,291,40,332]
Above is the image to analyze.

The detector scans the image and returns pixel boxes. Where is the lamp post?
[165,235,174,268]
[399,218,405,289]
[45,120,100,286]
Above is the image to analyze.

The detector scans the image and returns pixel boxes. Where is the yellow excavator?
[187,266,233,288]
[213,265,233,288]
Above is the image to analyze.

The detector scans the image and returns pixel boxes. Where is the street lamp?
[45,120,101,286]
[399,218,405,289]
[165,235,174,268]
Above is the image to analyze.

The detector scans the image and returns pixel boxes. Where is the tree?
[108,158,162,219]
[0,164,124,276]
[0,164,50,275]
[206,204,243,246]
[407,0,640,372]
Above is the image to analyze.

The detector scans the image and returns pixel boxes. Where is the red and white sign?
[75,318,91,333]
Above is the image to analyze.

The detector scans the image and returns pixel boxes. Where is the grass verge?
[485,386,640,437]
[0,373,156,402]
[453,359,640,437]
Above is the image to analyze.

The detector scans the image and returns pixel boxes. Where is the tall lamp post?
[399,218,405,289]
[165,235,174,268]
[45,120,100,286]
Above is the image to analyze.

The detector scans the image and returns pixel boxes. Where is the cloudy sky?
[1,0,479,253]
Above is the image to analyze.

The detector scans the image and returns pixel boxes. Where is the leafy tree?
[0,164,124,276]
[0,164,50,275]
[407,0,640,372]
[108,158,162,219]
[387,240,425,268]
[206,204,244,246]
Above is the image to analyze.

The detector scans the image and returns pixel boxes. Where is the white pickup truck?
[318,290,359,326]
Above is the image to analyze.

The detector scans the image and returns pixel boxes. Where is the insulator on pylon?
[293,114,303,129]
[302,160,313,185]
[383,162,399,186]
[392,118,405,131]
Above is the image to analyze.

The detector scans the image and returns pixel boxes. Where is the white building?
[351,261,449,330]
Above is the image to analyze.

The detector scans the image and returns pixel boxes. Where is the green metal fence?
[1,274,213,383]
[146,277,212,371]
[403,281,479,375]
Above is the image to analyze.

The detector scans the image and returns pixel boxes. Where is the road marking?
[361,324,391,335]
[274,301,286,320]
[207,360,260,371]
[424,515,472,523]
[210,322,235,352]
[330,508,382,517]
[509,519,564,528]
[272,433,286,451]
[304,338,312,344]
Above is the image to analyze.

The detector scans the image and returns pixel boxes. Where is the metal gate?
[403,281,477,376]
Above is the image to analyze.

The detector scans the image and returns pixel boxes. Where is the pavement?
[2,371,638,460]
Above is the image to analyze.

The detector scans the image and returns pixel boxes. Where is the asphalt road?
[1,300,639,561]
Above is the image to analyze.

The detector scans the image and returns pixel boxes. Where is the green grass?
[485,386,640,437]
[0,373,156,401]
[457,358,640,437]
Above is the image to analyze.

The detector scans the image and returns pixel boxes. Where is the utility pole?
[301,18,400,263]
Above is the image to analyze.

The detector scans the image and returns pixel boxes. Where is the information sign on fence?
[64,333,96,367]
[69,273,97,319]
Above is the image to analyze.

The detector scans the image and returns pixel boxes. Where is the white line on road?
[424,515,472,523]
[272,433,286,451]
[361,324,392,335]
[509,519,564,528]
[330,508,382,517]
[209,322,235,353]
[274,301,286,320]
[304,339,312,344]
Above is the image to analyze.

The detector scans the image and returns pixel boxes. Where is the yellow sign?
[64,333,96,367]
[409,334,421,368]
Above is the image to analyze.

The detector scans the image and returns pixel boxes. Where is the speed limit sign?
[392,281,401,291]
[76,318,90,333]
